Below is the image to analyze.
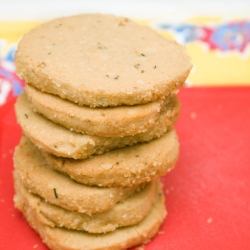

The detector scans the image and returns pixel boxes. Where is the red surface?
[1,87,250,250]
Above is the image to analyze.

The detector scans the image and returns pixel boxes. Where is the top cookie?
[15,13,192,107]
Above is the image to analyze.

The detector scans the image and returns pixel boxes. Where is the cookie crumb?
[207,217,213,224]
[135,246,145,250]
[33,244,39,249]
[158,230,165,235]
[190,112,197,119]
[101,163,113,170]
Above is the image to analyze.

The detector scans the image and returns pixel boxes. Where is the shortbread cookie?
[25,84,171,137]
[42,129,179,187]
[14,173,159,233]
[15,92,180,159]
[14,137,139,214]
[14,183,166,250]
[15,14,192,107]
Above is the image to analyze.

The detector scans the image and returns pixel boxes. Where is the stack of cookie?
[13,14,192,250]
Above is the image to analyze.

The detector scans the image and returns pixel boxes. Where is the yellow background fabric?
[0,17,249,90]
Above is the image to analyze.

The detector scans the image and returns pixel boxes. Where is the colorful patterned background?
[0,17,250,106]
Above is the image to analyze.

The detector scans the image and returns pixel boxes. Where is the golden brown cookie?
[42,129,179,187]
[14,182,166,250]
[15,92,180,159]
[14,173,159,233]
[15,14,192,107]
[25,84,171,137]
[14,136,139,214]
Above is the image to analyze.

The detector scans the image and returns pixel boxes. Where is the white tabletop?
[0,0,249,21]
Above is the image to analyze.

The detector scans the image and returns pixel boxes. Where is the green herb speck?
[53,188,58,199]
[55,23,62,28]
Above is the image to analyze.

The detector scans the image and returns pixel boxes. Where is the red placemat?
[1,87,250,250]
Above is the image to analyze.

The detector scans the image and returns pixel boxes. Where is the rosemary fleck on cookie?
[14,179,166,250]
[14,136,140,214]
[15,13,192,107]
[14,174,160,234]
[15,92,180,159]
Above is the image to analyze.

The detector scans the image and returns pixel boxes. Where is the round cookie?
[14,136,139,214]
[14,173,159,233]
[15,14,192,107]
[15,92,180,159]
[42,129,179,187]
[25,84,172,137]
[14,183,166,250]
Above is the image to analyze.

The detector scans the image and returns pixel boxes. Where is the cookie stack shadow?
[13,14,192,250]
